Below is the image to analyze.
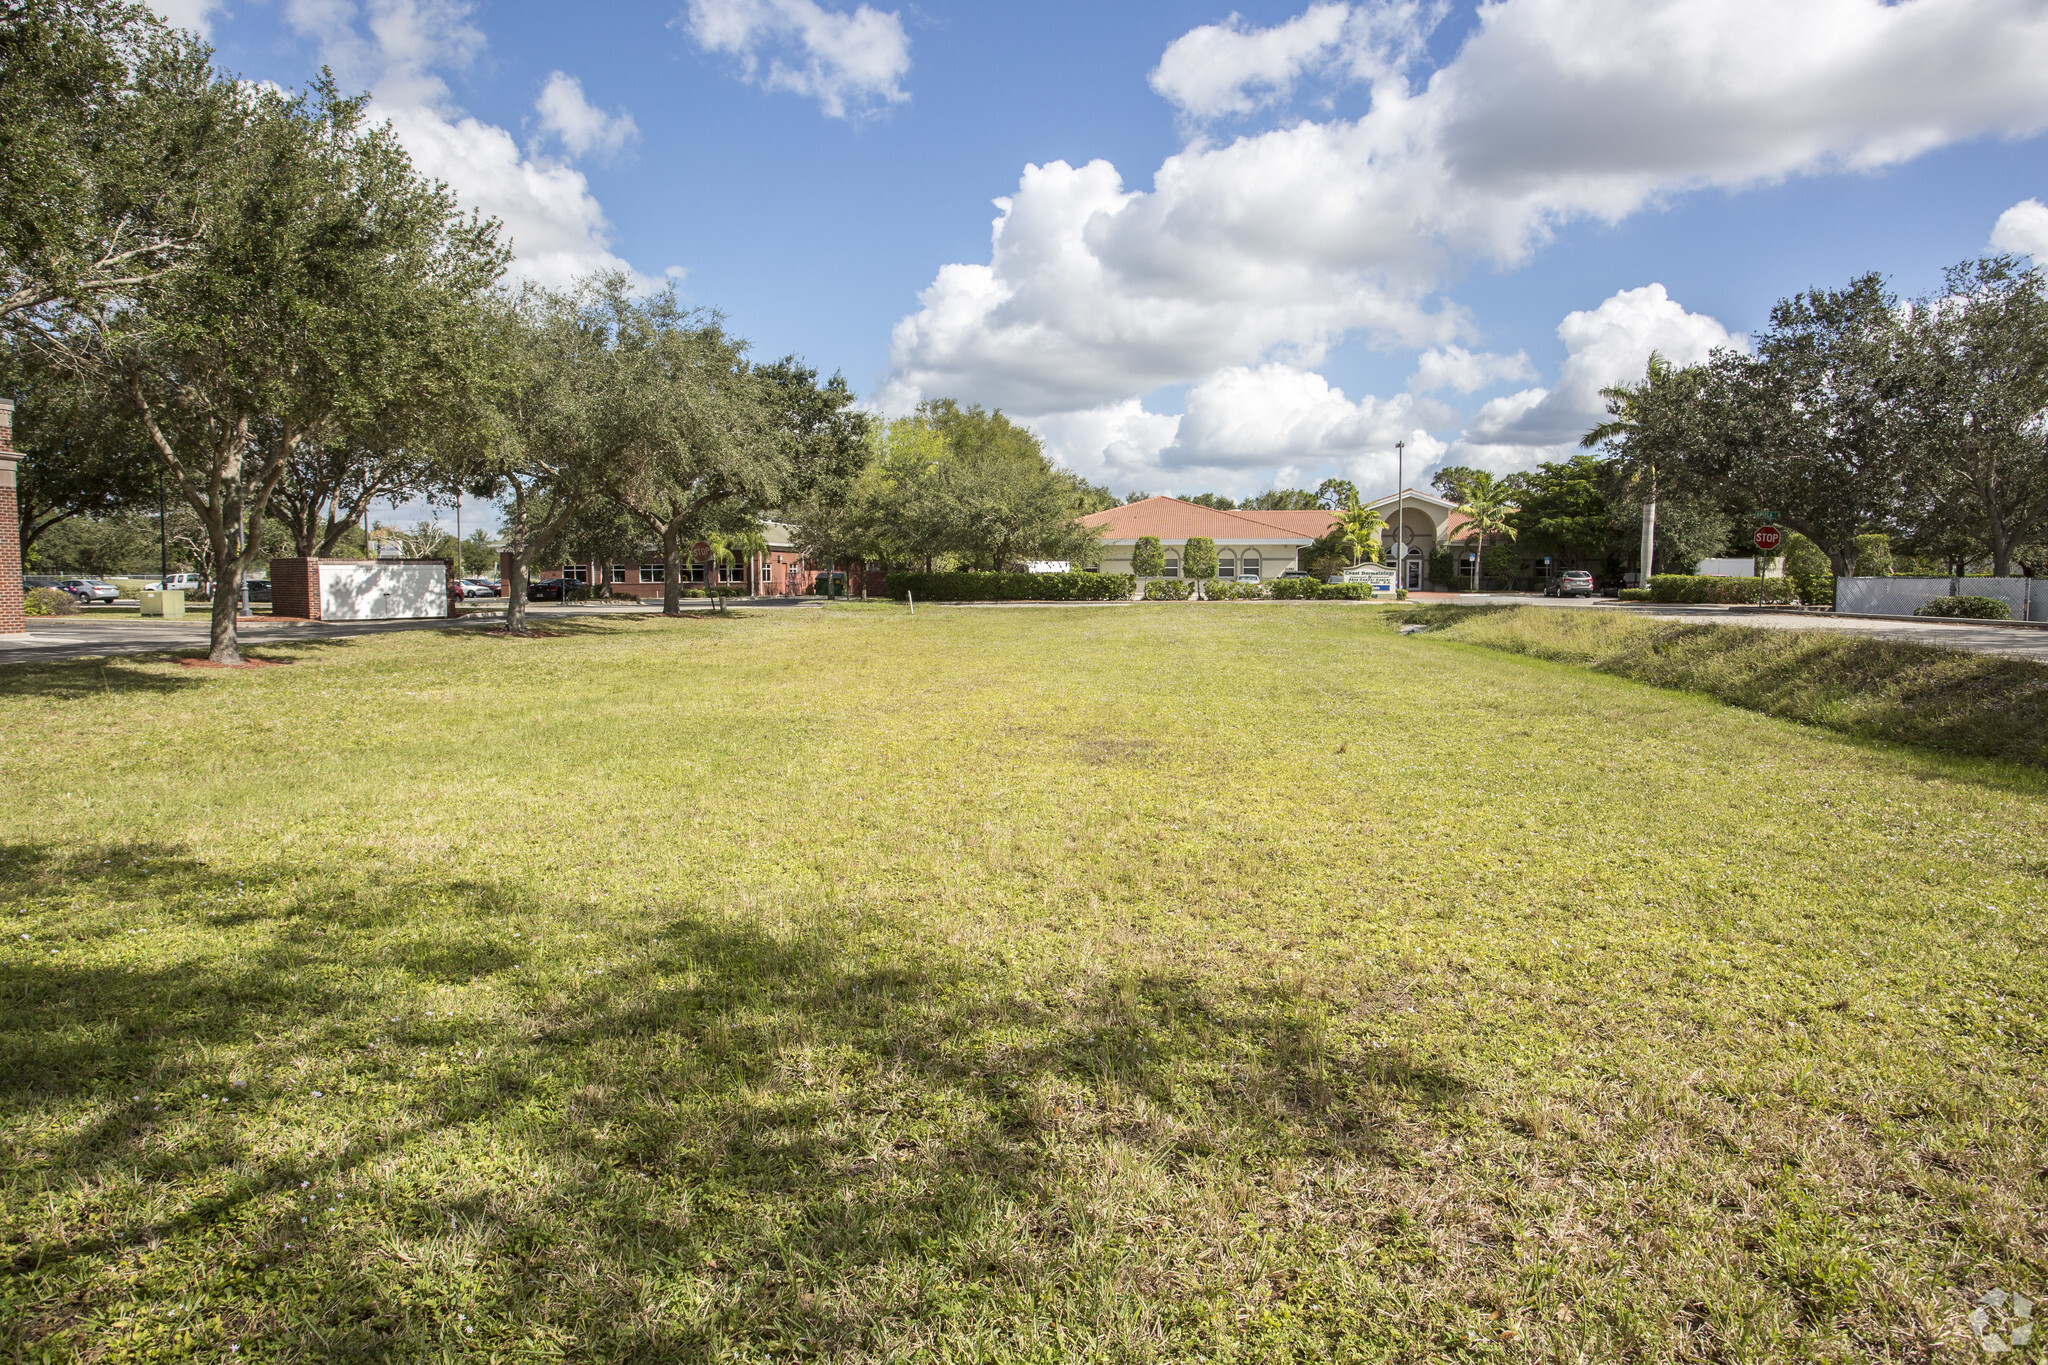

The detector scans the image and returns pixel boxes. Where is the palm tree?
[1333,505,1389,566]
[1582,352,1683,585]
[1455,478,1517,589]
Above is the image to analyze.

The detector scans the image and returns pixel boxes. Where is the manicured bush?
[1618,587,1652,601]
[1916,595,2012,620]
[1182,537,1217,581]
[1143,577,1193,600]
[1268,577,1322,599]
[1649,574,1807,605]
[1394,587,1408,601]
[24,587,77,616]
[885,571,1137,602]
[1131,536,1165,577]
[1317,582,1375,600]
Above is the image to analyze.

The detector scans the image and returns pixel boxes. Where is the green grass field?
[2,604,2044,1362]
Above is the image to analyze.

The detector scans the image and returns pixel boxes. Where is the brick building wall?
[0,398,22,635]
[502,544,886,600]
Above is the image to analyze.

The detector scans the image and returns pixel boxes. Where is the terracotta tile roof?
[1079,497,1338,543]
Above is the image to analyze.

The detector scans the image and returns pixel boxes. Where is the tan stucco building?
[1078,498,1339,579]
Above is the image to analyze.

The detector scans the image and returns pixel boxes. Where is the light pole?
[1394,440,1405,588]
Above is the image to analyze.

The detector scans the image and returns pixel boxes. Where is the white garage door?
[318,562,447,621]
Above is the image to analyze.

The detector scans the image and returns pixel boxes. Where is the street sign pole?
[1753,523,1783,605]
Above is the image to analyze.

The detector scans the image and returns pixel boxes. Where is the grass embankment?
[1400,603,2048,768]
[2,606,2045,1362]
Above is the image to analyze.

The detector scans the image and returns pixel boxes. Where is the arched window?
[1163,554,1180,578]
[1241,553,1261,580]
[1217,553,1236,580]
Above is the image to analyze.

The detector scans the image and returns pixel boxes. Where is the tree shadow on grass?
[0,845,1473,1359]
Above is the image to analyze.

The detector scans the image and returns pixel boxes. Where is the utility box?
[140,588,185,619]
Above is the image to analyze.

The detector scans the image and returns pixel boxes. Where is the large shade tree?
[71,78,505,661]
[0,0,233,335]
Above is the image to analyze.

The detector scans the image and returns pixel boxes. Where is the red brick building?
[0,398,23,635]
[504,521,886,599]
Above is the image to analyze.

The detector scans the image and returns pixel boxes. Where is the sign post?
[1753,524,1783,605]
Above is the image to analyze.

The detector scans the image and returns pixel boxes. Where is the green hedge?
[1618,587,1652,602]
[1268,577,1321,599]
[884,571,1136,602]
[1916,595,2012,620]
[1143,577,1193,600]
[1649,574,1809,605]
[1317,583,1375,600]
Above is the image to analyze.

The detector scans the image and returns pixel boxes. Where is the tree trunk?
[662,525,683,616]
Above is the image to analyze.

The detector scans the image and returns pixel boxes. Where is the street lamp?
[1394,440,1405,589]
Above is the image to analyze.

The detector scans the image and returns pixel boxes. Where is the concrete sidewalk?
[1433,593,2048,662]
[0,598,842,666]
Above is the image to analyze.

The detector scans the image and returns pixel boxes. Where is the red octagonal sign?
[1753,524,1783,552]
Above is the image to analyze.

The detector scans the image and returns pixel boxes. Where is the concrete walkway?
[0,598,832,667]
[1428,594,2048,662]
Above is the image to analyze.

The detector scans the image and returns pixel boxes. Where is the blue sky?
[156,0,2048,527]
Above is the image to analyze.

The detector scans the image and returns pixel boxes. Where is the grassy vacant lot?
[1,604,2044,1362]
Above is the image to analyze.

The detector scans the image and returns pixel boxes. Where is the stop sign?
[1753,524,1783,552]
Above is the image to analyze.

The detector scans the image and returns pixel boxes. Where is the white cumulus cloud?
[283,0,659,289]
[143,0,227,37]
[1991,198,2048,259]
[1408,345,1536,394]
[680,0,910,120]
[887,0,2048,495]
[534,72,639,160]
[1449,283,1741,470]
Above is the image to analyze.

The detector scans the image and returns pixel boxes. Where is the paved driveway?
[1434,594,2048,662]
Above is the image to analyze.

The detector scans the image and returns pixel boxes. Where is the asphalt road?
[4,593,2046,665]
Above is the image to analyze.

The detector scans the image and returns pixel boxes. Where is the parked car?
[1548,570,1597,598]
[57,578,120,604]
[241,578,271,602]
[460,578,499,598]
[1278,569,1316,580]
[1235,573,1263,584]
[151,573,206,593]
[527,577,574,601]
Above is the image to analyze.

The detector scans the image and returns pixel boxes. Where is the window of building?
[716,560,744,584]
[1164,555,1180,578]
[1241,554,1261,579]
[760,562,774,583]
[562,564,588,584]
[681,562,706,583]
[609,565,626,584]
[639,564,664,583]
[1217,553,1236,579]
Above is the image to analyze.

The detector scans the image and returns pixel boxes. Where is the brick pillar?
[269,557,320,619]
[0,398,23,635]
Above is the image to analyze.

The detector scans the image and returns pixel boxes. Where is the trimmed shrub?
[885,570,1137,602]
[1649,574,1807,605]
[1143,577,1193,600]
[1131,536,1165,577]
[1317,582,1375,600]
[24,587,78,616]
[1268,577,1322,599]
[1195,577,1223,600]
[1618,587,1652,602]
[1394,587,1408,601]
[1916,595,2011,620]
[1183,536,1218,581]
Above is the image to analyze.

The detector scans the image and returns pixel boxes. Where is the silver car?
[58,578,120,604]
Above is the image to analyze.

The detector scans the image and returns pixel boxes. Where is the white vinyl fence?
[1836,575,2044,621]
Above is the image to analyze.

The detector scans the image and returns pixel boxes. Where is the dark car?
[527,577,575,601]
[241,578,272,603]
